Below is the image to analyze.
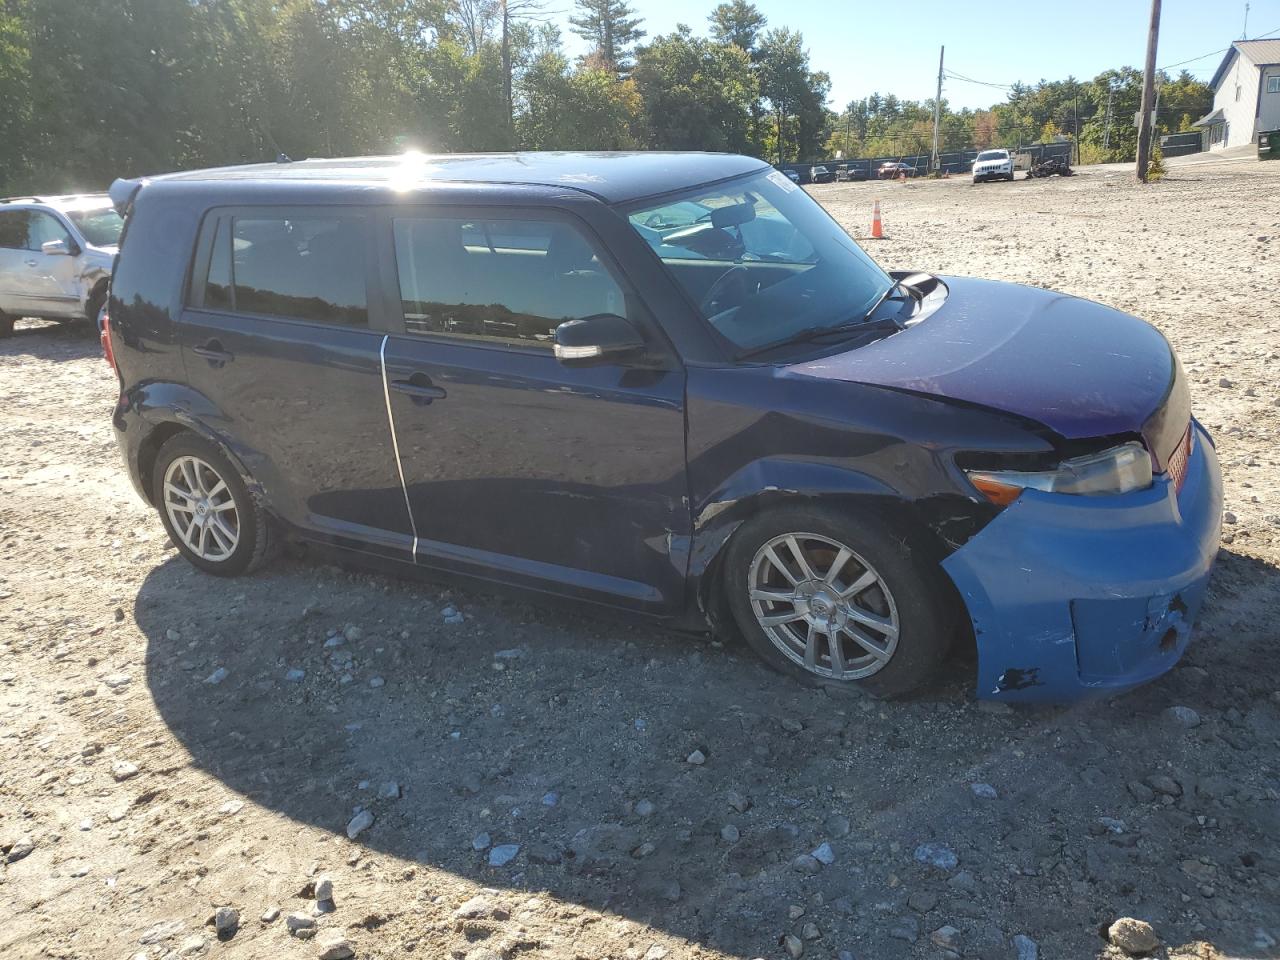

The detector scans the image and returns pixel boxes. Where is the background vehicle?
[809,165,834,183]
[877,161,917,179]
[0,195,121,337]
[780,168,801,184]
[105,153,1220,704]
[972,149,1016,183]
[1026,156,1074,178]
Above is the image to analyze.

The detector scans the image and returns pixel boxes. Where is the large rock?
[1107,917,1159,954]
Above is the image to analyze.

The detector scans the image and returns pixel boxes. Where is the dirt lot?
[2,160,1279,960]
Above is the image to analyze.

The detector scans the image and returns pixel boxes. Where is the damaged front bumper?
[943,420,1222,703]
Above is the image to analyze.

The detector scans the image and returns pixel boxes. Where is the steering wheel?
[701,265,750,316]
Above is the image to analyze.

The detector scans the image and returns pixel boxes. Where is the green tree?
[707,0,765,54]
[757,28,828,163]
[631,26,757,152]
[568,0,643,71]
[518,51,641,148]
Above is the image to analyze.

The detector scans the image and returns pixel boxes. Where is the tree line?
[0,0,1213,195]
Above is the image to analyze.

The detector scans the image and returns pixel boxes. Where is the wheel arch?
[690,459,969,634]
[135,415,257,508]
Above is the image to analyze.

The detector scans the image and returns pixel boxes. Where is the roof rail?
[0,196,44,204]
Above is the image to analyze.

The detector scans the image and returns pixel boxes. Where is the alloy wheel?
[747,532,900,680]
[162,455,240,562]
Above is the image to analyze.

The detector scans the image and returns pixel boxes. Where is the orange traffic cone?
[870,200,884,239]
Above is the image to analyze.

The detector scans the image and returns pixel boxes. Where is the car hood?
[787,276,1185,456]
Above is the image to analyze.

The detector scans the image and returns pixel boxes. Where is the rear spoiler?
[108,177,146,216]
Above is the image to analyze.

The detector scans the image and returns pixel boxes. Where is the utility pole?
[1073,96,1079,164]
[930,45,944,173]
[1136,0,1162,182]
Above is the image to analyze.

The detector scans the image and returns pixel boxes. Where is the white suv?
[972,149,1015,183]
[0,195,122,337]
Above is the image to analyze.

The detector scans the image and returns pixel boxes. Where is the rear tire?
[0,313,12,338]
[86,284,107,330]
[152,432,274,576]
[723,505,953,699]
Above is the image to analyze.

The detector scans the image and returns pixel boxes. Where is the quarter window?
[1268,75,1280,94]
[392,216,626,347]
[195,215,368,326]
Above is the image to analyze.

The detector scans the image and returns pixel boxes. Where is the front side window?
[25,211,71,250]
[65,206,124,247]
[626,170,892,353]
[393,216,626,347]
[201,216,368,326]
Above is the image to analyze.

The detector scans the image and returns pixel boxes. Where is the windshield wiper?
[733,280,915,360]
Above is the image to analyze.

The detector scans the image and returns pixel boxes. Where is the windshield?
[65,206,124,247]
[626,170,892,353]
[975,151,1008,162]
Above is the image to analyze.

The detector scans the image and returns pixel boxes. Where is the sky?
[550,0,1280,111]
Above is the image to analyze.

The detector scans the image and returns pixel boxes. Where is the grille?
[1165,424,1193,493]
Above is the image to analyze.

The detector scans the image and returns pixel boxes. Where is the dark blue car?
[104,152,1222,703]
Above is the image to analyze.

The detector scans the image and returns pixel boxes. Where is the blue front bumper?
[943,421,1222,703]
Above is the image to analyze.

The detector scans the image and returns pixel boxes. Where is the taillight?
[100,309,116,371]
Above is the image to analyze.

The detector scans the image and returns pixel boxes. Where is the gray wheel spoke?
[179,458,199,495]
[211,499,236,513]
[205,479,227,500]
[845,605,899,639]
[785,535,817,581]
[165,482,196,505]
[838,569,877,599]
[803,623,818,670]
[762,545,798,586]
[829,630,847,677]
[843,625,892,662]
[824,547,852,585]
[750,587,796,604]
[759,610,804,627]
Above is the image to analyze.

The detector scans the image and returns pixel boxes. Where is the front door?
[379,210,690,613]
[180,208,413,557]
[0,210,80,317]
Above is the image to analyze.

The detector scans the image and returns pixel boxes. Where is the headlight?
[965,441,1153,505]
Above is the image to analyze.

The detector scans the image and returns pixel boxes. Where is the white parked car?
[972,149,1015,183]
[0,194,122,337]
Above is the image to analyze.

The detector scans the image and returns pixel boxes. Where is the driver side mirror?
[553,314,644,365]
[41,238,74,256]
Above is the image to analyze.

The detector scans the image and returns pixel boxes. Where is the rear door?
[180,207,413,557]
[379,207,690,613]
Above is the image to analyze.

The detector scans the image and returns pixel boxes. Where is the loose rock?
[316,930,355,960]
[314,874,334,902]
[488,843,520,867]
[913,843,958,870]
[811,842,835,865]
[1164,705,1201,728]
[782,933,804,958]
[213,906,238,937]
[1013,934,1039,960]
[686,749,706,765]
[346,810,374,839]
[1107,917,1159,954]
[970,783,997,799]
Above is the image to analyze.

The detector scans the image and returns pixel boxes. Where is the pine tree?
[568,0,644,71]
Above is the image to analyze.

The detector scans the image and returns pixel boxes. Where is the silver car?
[0,194,122,337]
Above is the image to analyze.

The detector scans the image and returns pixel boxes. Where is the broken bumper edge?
[942,421,1222,703]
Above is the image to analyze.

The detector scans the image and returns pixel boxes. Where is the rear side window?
[392,216,626,347]
[194,213,368,327]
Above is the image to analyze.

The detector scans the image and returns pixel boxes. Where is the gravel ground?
[2,160,1278,960]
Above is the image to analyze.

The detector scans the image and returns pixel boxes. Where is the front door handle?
[192,339,234,365]
[24,258,38,267]
[391,373,446,404]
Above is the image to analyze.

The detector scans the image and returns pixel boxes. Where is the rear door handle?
[192,340,234,365]
[391,373,446,404]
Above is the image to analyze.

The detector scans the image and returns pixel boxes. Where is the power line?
[1158,23,1280,71]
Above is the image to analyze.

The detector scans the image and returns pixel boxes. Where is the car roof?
[121,152,771,206]
[0,194,113,212]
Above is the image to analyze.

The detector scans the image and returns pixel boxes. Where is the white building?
[1195,39,1280,150]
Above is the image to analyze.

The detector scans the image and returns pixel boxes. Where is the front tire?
[152,433,274,576]
[0,312,12,338]
[724,505,952,698]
